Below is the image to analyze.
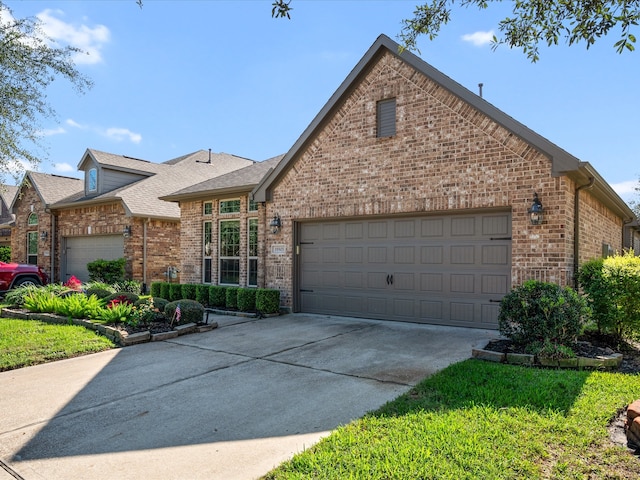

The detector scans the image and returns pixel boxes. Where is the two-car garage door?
[297,212,511,329]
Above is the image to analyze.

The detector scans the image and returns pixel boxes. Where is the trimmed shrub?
[104,292,139,305]
[160,283,171,301]
[195,284,209,306]
[165,299,204,325]
[169,283,182,302]
[226,287,239,309]
[0,245,11,263]
[134,297,168,323]
[209,285,226,308]
[256,288,280,314]
[85,287,113,300]
[498,280,588,352]
[87,258,126,284]
[182,284,197,300]
[579,250,640,341]
[113,280,142,294]
[237,288,256,312]
[150,282,162,297]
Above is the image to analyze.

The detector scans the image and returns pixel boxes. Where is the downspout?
[574,177,595,288]
[143,218,149,293]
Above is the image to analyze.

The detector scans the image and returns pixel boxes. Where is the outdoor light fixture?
[40,231,48,241]
[269,214,282,234]
[123,225,132,237]
[528,193,543,225]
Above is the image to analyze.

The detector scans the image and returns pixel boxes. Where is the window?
[203,202,213,215]
[203,221,212,283]
[377,98,396,138]
[219,219,240,284]
[88,168,97,192]
[27,231,38,265]
[248,199,258,212]
[27,213,38,226]
[248,218,258,287]
[219,199,241,214]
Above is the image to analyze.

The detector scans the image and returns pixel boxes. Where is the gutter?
[574,177,595,288]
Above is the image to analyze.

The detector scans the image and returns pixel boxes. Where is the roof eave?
[161,184,256,203]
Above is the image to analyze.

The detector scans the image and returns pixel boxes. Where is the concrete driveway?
[0,313,496,480]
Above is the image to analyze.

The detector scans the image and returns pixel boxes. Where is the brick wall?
[263,51,621,308]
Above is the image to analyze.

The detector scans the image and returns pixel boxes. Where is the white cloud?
[611,180,638,197]
[53,162,75,173]
[462,30,494,47]
[41,126,66,137]
[105,128,142,144]
[66,118,87,129]
[36,9,110,65]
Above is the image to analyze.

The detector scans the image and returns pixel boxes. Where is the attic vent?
[377,98,396,138]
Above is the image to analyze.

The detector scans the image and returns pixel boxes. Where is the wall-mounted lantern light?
[40,231,48,241]
[528,192,543,225]
[269,214,282,234]
[123,225,132,237]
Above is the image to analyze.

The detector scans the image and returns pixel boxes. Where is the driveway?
[0,313,496,480]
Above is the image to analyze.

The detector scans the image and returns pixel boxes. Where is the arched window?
[27,212,38,226]
[88,168,97,192]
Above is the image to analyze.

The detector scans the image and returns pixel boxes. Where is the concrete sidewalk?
[0,314,496,480]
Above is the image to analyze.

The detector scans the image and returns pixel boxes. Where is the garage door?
[63,235,125,283]
[297,212,511,328]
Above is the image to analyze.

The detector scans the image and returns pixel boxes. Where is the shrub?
[498,280,588,349]
[182,284,197,300]
[169,283,182,302]
[209,285,226,307]
[113,280,142,294]
[195,284,209,306]
[150,282,162,297]
[85,287,113,300]
[4,284,43,307]
[165,299,204,325]
[0,245,10,263]
[104,292,139,305]
[579,250,640,341]
[225,287,239,309]
[160,283,171,301]
[133,297,167,324]
[87,258,126,284]
[56,293,104,319]
[237,288,256,312]
[256,288,280,314]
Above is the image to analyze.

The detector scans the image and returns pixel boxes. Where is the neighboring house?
[11,149,254,286]
[0,185,19,247]
[166,34,638,329]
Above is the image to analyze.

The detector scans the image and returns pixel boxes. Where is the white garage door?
[63,235,124,283]
[297,212,511,329]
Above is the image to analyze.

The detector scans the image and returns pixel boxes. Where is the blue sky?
[3,0,639,204]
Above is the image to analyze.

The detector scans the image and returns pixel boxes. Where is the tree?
[271,0,640,62]
[0,2,92,184]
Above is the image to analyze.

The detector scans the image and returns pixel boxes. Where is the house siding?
[262,50,621,309]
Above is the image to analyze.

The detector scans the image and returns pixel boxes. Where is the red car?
[0,261,49,293]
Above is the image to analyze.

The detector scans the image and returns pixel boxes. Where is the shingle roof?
[22,172,84,207]
[52,150,255,219]
[161,154,284,202]
[0,185,19,207]
[79,149,165,175]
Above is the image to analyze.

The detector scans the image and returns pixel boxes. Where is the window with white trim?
[219,219,240,285]
[203,221,212,283]
[88,168,97,192]
[220,199,241,214]
[248,218,258,287]
[27,231,38,265]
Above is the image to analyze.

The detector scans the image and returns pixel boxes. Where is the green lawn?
[266,360,640,480]
[0,317,116,371]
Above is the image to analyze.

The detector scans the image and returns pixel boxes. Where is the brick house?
[11,149,253,287]
[165,34,638,329]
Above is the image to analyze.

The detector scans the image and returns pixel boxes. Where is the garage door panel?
[298,212,511,328]
[64,235,124,283]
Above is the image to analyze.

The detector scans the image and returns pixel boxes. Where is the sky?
[3,0,639,205]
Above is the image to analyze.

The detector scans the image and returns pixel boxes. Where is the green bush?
[134,297,168,323]
[160,283,171,301]
[113,280,141,294]
[150,282,162,297]
[225,287,239,309]
[103,292,139,305]
[237,288,256,312]
[182,284,197,300]
[169,283,182,302]
[195,284,209,306]
[498,280,588,351]
[56,293,104,319]
[209,285,226,307]
[578,250,640,341]
[0,245,10,263]
[256,288,280,314]
[84,287,113,300]
[165,299,204,325]
[86,258,126,284]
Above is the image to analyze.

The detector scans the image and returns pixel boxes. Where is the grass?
[265,360,640,479]
[0,317,116,371]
